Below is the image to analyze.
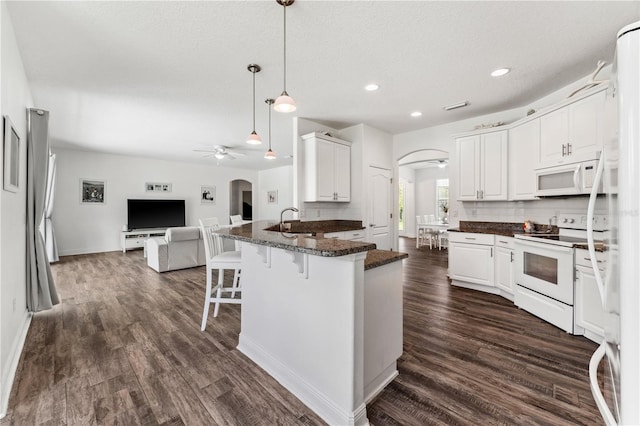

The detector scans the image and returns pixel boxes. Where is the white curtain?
[26,108,59,312]
[41,153,59,262]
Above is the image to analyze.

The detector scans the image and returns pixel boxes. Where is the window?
[436,179,449,222]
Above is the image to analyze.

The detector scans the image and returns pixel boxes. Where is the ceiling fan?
[193,145,248,160]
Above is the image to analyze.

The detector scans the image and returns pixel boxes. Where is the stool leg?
[213,268,224,318]
[201,267,213,331]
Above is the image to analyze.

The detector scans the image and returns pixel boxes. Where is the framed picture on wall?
[201,185,216,204]
[80,179,106,204]
[267,190,278,204]
[3,116,20,193]
[146,182,172,192]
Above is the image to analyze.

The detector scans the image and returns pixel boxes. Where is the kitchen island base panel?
[237,241,402,426]
[237,335,369,426]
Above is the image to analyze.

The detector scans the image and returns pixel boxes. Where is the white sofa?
[146,226,206,272]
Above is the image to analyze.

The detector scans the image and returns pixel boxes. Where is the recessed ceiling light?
[365,83,379,91]
[491,68,511,77]
[410,111,422,117]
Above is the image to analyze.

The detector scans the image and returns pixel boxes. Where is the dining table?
[416,222,450,248]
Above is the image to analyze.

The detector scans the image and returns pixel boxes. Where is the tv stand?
[121,229,167,253]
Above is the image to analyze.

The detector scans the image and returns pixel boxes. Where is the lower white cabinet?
[575,249,606,342]
[449,232,495,287]
[494,237,515,295]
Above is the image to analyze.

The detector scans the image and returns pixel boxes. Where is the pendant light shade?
[274,0,296,113]
[246,64,262,145]
[265,98,276,159]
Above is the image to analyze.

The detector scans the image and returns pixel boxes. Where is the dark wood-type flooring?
[2,238,603,425]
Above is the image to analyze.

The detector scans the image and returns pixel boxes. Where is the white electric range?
[513,213,608,333]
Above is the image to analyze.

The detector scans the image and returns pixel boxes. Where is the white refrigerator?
[588,20,640,426]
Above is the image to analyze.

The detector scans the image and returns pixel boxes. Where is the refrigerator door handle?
[587,153,606,306]
[589,342,618,426]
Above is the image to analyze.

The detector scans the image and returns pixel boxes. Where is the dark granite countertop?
[216,220,376,257]
[272,219,366,234]
[448,221,558,237]
[364,250,408,271]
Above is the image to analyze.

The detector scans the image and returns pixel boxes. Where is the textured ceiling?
[6,1,640,170]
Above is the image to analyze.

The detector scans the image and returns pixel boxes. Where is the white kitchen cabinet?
[494,237,515,296]
[538,89,605,167]
[448,232,495,287]
[575,249,606,343]
[456,130,508,201]
[302,132,351,202]
[509,119,540,200]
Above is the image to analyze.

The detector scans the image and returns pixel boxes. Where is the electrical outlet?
[471,209,477,217]
[452,210,458,218]
[316,210,321,218]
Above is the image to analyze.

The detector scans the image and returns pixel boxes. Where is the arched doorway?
[397,149,449,238]
[229,179,252,222]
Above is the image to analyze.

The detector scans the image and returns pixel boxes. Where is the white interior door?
[368,166,392,250]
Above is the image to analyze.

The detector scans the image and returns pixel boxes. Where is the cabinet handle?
[499,240,508,244]
[465,237,476,240]
[562,144,566,157]
[583,257,603,263]
[476,190,479,199]
[568,143,572,155]
[490,247,493,257]
[510,251,514,262]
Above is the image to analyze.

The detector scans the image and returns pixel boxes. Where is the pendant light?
[274,0,296,113]
[264,99,276,159]
[246,64,262,145]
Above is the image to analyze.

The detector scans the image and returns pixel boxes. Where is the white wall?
[398,167,415,237]
[394,68,613,228]
[415,166,449,219]
[52,148,259,255]
[0,2,33,417]
[258,165,293,221]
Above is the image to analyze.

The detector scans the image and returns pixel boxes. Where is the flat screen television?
[127,199,185,230]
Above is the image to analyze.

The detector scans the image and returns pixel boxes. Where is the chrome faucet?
[280,207,299,231]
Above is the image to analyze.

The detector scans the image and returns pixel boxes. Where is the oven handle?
[514,238,574,254]
[587,153,605,307]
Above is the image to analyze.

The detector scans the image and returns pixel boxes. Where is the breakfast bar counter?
[216,220,406,426]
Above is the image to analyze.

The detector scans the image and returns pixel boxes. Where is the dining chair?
[438,230,449,250]
[199,217,242,331]
[422,215,439,249]
[416,215,426,248]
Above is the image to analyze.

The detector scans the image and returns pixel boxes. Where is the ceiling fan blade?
[193,149,218,153]
[226,150,247,157]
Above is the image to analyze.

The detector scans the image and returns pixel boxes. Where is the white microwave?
[534,155,602,197]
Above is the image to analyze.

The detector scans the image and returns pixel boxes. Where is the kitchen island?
[215,221,407,426]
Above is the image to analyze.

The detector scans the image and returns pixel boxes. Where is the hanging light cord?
[283,3,287,92]
[268,101,272,150]
[252,71,257,131]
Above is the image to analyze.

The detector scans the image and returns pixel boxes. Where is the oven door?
[514,238,575,305]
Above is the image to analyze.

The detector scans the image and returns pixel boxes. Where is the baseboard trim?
[364,364,398,404]
[0,311,32,419]
[238,334,369,426]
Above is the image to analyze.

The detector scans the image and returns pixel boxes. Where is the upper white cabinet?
[509,119,540,200]
[302,132,351,202]
[538,89,605,167]
[457,130,508,201]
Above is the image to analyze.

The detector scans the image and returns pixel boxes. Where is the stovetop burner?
[522,234,589,244]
